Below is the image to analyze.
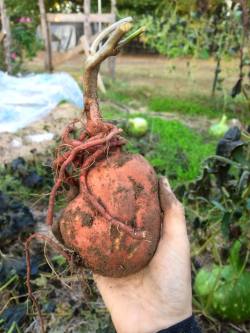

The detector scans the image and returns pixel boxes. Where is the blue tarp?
[0,71,84,133]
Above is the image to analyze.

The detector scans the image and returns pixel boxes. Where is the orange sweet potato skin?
[59,151,162,277]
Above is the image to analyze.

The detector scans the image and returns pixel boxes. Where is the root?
[79,144,146,240]
[47,127,121,226]
[61,120,85,147]
[25,233,73,333]
[47,120,147,240]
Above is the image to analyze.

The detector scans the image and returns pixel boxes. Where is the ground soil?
[0,102,214,164]
[29,52,240,97]
[0,103,80,164]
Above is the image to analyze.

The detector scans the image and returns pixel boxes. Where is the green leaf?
[52,255,67,266]
[229,240,243,271]
[221,212,231,238]
[211,200,225,212]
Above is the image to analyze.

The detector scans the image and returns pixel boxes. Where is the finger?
[158,176,178,212]
[93,273,122,291]
[162,200,188,240]
[93,274,115,312]
[93,274,113,301]
[158,177,187,240]
[93,273,105,291]
[93,273,112,287]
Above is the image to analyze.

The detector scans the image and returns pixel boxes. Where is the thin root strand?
[47,122,146,240]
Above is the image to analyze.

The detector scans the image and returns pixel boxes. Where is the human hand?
[94,177,192,333]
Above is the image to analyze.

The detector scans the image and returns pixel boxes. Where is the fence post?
[38,0,53,72]
[0,0,12,73]
[108,0,116,80]
[84,0,91,42]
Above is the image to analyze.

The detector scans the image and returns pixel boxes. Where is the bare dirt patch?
[27,53,240,98]
[0,103,80,164]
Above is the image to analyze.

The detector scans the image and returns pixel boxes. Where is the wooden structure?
[39,0,117,76]
[38,0,53,72]
[0,0,12,73]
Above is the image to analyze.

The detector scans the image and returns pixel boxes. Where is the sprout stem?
[83,18,144,135]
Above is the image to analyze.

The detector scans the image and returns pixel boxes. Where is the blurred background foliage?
[1,0,249,72]
[1,0,41,72]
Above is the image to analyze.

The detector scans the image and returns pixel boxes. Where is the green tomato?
[209,114,229,137]
[194,265,250,323]
[127,117,149,137]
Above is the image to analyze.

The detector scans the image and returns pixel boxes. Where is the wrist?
[142,294,192,333]
[114,308,192,333]
[146,310,193,333]
[156,315,201,333]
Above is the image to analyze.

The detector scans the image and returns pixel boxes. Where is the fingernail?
[160,176,171,192]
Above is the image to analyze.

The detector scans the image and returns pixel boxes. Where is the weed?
[0,157,52,206]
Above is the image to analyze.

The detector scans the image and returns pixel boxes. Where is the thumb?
[159,177,187,240]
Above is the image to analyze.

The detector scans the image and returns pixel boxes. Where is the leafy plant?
[183,127,250,240]
[132,2,243,59]
[178,126,250,325]
[0,0,42,73]
[195,241,250,323]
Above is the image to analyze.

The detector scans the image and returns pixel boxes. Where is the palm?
[94,179,192,333]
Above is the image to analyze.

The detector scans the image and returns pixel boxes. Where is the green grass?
[0,159,53,205]
[148,96,218,117]
[102,80,153,105]
[148,94,250,122]
[104,90,131,104]
[0,171,33,202]
[102,80,250,122]
[102,80,221,118]
[102,105,216,186]
[123,116,215,187]
[101,104,125,121]
[103,79,218,114]
[150,118,214,184]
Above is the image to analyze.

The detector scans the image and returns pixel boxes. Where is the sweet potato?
[59,151,161,277]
